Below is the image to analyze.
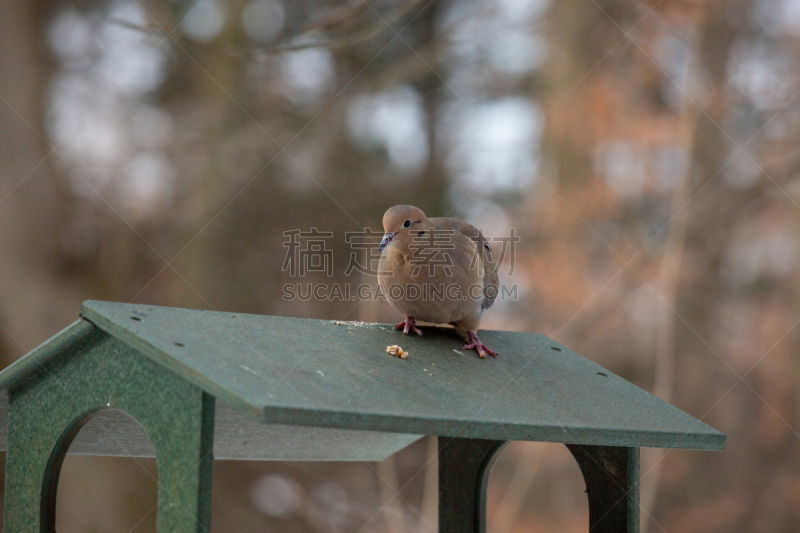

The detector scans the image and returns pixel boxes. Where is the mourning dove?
[377,205,500,358]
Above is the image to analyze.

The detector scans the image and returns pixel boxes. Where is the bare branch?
[110,0,429,61]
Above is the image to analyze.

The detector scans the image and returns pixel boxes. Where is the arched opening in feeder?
[487,441,589,533]
[49,407,158,533]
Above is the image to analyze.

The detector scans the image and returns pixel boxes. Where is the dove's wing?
[429,217,499,309]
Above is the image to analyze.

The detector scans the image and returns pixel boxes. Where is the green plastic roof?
[0,300,725,450]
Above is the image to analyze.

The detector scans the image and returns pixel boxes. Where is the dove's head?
[379,205,428,253]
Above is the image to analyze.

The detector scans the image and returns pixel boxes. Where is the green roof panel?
[68,300,725,450]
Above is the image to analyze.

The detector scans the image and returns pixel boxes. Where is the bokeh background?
[1,0,799,531]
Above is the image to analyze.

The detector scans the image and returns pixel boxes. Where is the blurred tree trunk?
[416,0,447,218]
[0,0,77,361]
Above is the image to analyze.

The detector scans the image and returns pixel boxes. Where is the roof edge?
[0,319,98,391]
[80,300,268,422]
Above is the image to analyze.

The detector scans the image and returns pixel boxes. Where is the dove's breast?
[377,237,484,326]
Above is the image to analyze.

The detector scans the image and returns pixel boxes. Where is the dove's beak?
[379,231,397,253]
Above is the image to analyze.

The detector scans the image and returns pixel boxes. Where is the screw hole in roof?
[597,372,608,377]
[130,316,142,322]
[551,346,562,351]
[175,342,185,348]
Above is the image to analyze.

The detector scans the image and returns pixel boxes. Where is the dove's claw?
[461,331,497,358]
[395,317,423,336]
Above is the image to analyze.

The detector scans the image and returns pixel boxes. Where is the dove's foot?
[462,331,497,358]
[395,316,423,336]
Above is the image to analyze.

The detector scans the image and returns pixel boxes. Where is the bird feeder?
[0,300,725,532]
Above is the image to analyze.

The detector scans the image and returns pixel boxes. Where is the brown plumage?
[377,205,499,358]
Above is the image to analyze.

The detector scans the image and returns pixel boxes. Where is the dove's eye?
[403,219,411,228]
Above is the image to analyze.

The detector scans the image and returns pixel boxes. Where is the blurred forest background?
[1,0,799,531]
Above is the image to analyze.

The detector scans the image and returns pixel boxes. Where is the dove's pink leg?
[395,316,423,336]
[462,331,497,358]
